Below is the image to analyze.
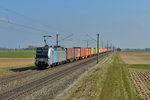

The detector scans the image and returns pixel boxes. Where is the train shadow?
[10,66,39,72]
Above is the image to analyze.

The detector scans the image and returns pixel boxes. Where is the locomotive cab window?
[36,48,49,58]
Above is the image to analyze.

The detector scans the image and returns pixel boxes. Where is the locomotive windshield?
[36,48,48,58]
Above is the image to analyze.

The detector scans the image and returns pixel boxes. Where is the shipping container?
[66,48,75,60]
[78,48,81,57]
[106,48,108,52]
[81,47,85,58]
[104,48,107,52]
[93,48,95,54]
[103,48,105,52]
[91,48,94,55]
[88,48,91,56]
[95,48,97,54]
[100,48,102,53]
[109,48,111,52]
[74,47,81,58]
[99,48,101,53]
[85,48,88,57]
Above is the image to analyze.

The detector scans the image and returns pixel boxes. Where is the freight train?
[35,45,111,68]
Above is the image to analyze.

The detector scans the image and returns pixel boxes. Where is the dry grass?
[0,57,98,99]
[16,59,98,100]
[0,58,34,68]
[98,53,138,100]
[60,53,138,100]
[0,58,34,76]
[59,54,113,100]
[120,52,150,64]
[0,59,89,92]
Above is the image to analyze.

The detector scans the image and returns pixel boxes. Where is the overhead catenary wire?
[0,18,56,34]
[0,6,113,48]
[0,5,57,34]
[58,34,73,42]
[0,24,27,33]
[0,6,79,39]
[0,5,51,28]
[87,34,96,41]
[55,33,73,46]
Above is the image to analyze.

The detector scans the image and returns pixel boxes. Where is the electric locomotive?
[35,45,66,68]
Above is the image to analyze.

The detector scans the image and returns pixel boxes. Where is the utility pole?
[19,44,20,50]
[113,46,115,52]
[107,41,109,56]
[101,40,103,48]
[58,34,73,46]
[110,43,112,53]
[97,33,99,64]
[56,33,59,46]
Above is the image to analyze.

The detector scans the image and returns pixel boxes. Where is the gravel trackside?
[15,54,109,100]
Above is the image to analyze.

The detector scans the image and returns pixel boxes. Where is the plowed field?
[129,69,150,100]
[0,58,34,68]
[120,52,150,100]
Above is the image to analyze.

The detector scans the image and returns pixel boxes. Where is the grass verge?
[60,54,113,100]
[61,53,138,100]
[121,51,150,53]
[128,64,150,69]
[98,53,138,100]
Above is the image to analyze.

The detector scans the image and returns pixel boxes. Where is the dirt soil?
[0,58,34,68]
[120,52,150,64]
[129,69,150,100]
[120,52,150,100]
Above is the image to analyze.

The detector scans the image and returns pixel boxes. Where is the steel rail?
[0,53,109,100]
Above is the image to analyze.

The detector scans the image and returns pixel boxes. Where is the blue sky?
[0,0,150,49]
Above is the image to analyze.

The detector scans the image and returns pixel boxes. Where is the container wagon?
[91,48,94,56]
[88,48,91,57]
[95,48,97,54]
[66,48,75,62]
[93,48,95,55]
[80,47,86,59]
[74,47,81,60]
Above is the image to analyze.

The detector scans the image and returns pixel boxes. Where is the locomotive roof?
[36,46,65,50]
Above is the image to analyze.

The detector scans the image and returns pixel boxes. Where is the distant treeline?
[0,45,37,51]
[122,48,150,51]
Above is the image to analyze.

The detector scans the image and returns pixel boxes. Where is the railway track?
[0,70,39,85]
[0,53,109,100]
[0,54,97,86]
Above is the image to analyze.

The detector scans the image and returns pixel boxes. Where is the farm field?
[0,50,35,76]
[61,52,150,100]
[120,51,150,100]
[0,58,34,68]
[1,51,150,99]
[129,69,150,100]
[120,51,150,64]
[0,50,35,58]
